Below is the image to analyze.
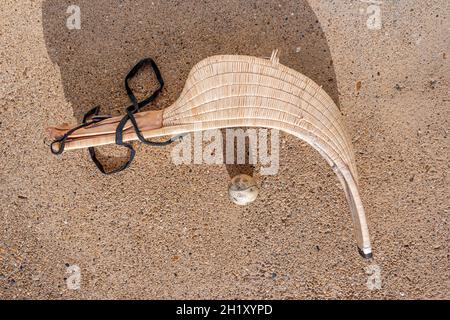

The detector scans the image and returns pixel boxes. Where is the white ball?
[228,174,259,205]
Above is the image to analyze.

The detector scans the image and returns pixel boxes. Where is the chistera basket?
[47,50,372,258]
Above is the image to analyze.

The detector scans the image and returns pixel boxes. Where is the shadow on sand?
[42,0,339,177]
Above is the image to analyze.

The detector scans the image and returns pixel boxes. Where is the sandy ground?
[1,0,449,299]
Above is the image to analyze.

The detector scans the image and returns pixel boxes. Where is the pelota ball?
[228,174,259,205]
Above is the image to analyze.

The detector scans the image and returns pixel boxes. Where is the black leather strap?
[84,106,135,175]
[50,58,175,175]
[50,106,111,155]
[116,58,173,148]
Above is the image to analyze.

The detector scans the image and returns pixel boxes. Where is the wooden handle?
[46,110,164,150]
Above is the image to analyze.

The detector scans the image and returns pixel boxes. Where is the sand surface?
[1,0,448,299]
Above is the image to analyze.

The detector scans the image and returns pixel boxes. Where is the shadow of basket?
[42,0,340,176]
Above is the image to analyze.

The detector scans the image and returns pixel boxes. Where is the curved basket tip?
[358,247,373,259]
